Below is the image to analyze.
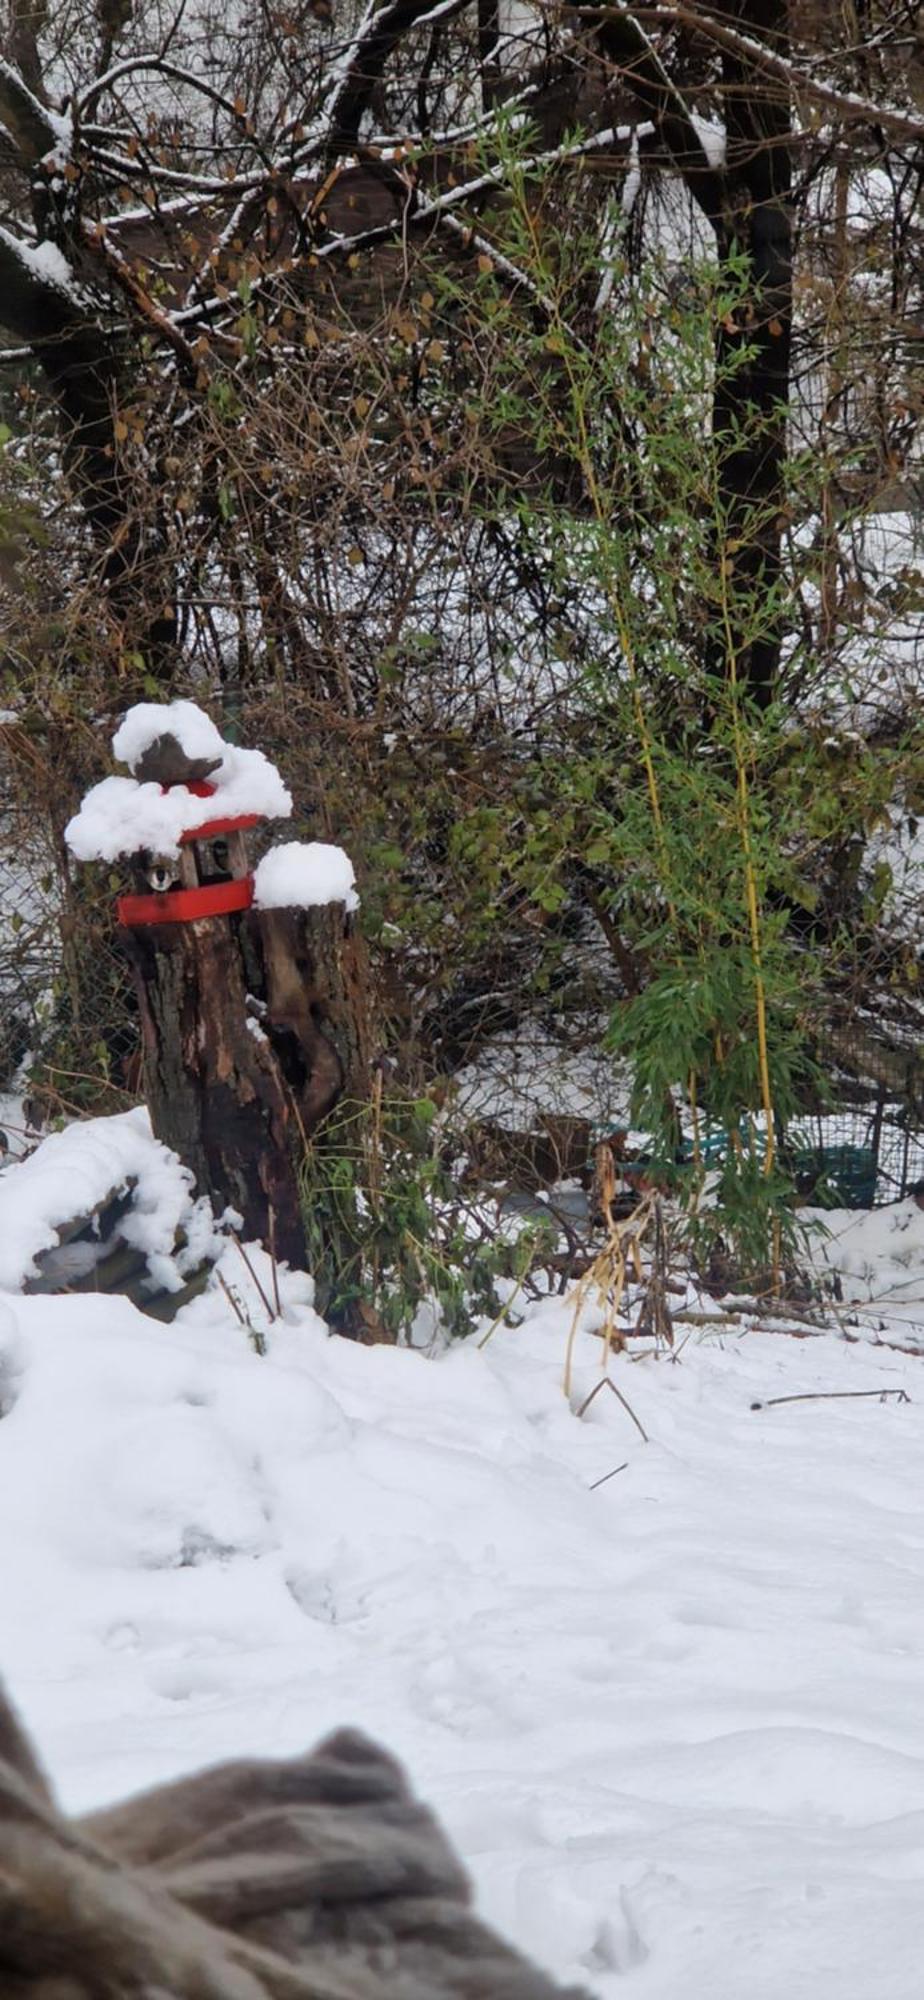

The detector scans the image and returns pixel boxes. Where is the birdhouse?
[115,731,263,928]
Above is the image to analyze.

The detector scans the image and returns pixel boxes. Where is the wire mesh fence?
[786,1091,924,1208]
[781,1005,924,1207]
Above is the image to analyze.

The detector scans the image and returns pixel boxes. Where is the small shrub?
[298,1091,555,1342]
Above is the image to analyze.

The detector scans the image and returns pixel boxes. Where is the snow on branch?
[635,4,924,147]
[0,225,89,337]
[0,55,67,165]
[77,56,277,183]
[319,0,472,159]
[79,55,247,124]
[174,120,641,333]
[317,122,639,250]
[85,140,264,199]
[583,2,726,224]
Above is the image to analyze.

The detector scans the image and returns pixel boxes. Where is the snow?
[0,227,81,299]
[65,701,293,861]
[453,1025,632,1131]
[621,127,641,218]
[689,111,726,168]
[20,238,75,288]
[0,1105,218,1293]
[253,839,359,913]
[808,1195,924,1317]
[43,105,73,160]
[2,1231,924,1995]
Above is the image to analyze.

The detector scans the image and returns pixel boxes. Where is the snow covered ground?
[2,1226,924,1997]
[808,1195,924,1342]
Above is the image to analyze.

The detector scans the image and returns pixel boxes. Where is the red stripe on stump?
[117,876,254,927]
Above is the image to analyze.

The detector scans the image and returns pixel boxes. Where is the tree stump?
[251,902,372,1131]
[108,727,372,1270]
[123,910,308,1266]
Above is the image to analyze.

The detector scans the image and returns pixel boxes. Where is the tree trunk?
[594,0,792,708]
[711,0,792,707]
[123,912,308,1267]
[121,888,373,1271]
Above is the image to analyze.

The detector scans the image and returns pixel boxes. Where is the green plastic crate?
[789,1143,877,1209]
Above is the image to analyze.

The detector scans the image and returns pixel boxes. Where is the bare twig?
[751,1388,911,1410]
[589,1461,628,1490]
[268,1206,283,1320]
[575,1373,649,1441]
[233,1236,276,1324]
[216,1268,246,1324]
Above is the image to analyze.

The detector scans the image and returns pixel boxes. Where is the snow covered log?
[0,1106,219,1309]
[0,1682,588,1999]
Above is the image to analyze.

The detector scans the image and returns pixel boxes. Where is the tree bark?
[122,912,308,1267]
[120,886,372,1271]
[254,904,373,1133]
[711,0,792,707]
[594,0,792,706]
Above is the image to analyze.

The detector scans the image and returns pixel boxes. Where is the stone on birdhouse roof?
[134,734,222,788]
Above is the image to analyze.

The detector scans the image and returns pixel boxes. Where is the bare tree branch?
[0,53,63,164]
[319,0,472,161]
[631,3,924,146]
[582,1,726,225]
[171,121,639,332]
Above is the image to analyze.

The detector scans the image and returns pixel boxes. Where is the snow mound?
[2,1272,924,1998]
[0,1107,217,1294]
[65,702,292,862]
[807,1196,924,1306]
[253,839,359,913]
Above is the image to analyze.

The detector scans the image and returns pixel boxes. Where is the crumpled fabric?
[0,1683,590,1998]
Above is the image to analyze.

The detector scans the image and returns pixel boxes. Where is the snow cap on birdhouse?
[65,700,293,926]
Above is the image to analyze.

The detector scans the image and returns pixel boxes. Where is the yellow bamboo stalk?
[720,558,776,1177]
